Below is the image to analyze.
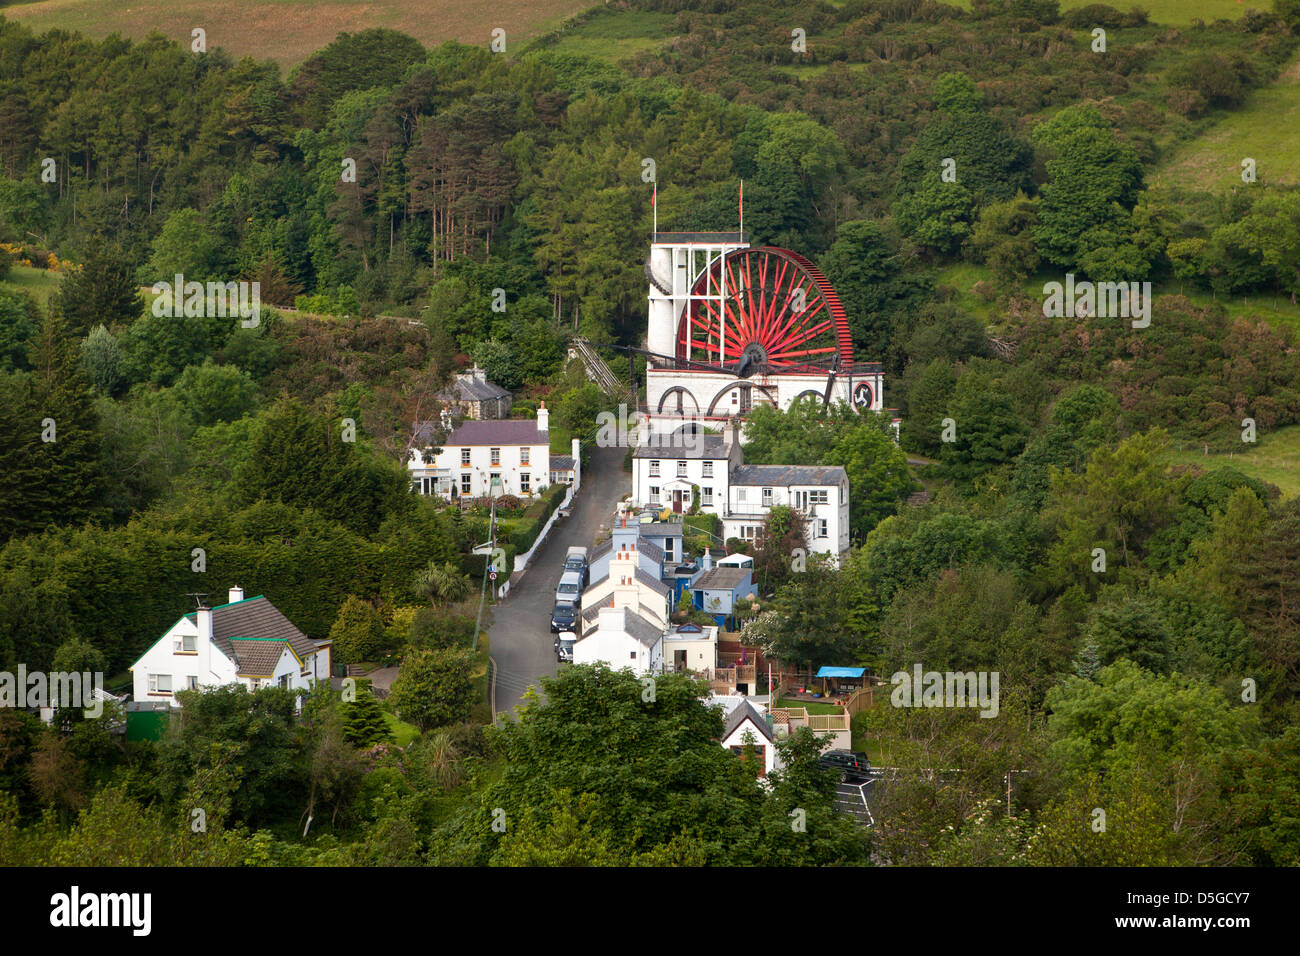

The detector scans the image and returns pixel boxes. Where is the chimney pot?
[229,585,244,604]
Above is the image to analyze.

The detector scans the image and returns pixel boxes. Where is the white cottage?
[719,699,782,777]
[130,587,331,706]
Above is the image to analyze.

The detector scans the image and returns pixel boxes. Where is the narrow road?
[488,442,629,718]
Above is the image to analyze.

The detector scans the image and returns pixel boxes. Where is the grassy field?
[382,709,421,746]
[1153,53,1300,192]
[0,264,61,308]
[3,0,592,67]
[1167,423,1300,499]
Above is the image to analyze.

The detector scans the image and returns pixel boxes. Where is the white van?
[555,570,583,606]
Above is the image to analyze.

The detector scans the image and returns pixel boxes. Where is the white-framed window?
[762,487,773,507]
[279,674,290,689]
[174,635,196,653]
[817,518,828,538]
[460,448,471,466]
[702,461,713,478]
[520,473,531,493]
[521,447,530,465]
[810,489,829,505]
[677,460,688,477]
[460,474,472,495]
[649,460,660,477]
[649,486,660,504]
[665,538,675,561]
[149,674,172,694]
[702,486,713,506]
[490,447,501,465]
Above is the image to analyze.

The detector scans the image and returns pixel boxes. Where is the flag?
[651,182,656,207]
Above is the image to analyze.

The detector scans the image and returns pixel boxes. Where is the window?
[649,460,660,477]
[677,460,687,477]
[521,447,530,465]
[174,635,196,653]
[762,487,773,507]
[460,448,471,466]
[460,474,472,495]
[187,676,199,690]
[520,473,531,493]
[149,674,172,694]
[649,486,660,504]
[490,447,501,465]
[664,538,675,561]
[810,490,829,505]
[279,674,290,689]
[736,488,747,504]
[817,518,828,538]
[630,652,637,660]
[702,461,713,478]
[702,486,713,506]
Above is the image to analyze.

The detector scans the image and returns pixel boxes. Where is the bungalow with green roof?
[129,586,332,706]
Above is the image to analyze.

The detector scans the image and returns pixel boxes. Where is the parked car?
[554,630,577,663]
[550,602,578,633]
[563,546,589,588]
[555,569,584,606]
[818,749,871,782]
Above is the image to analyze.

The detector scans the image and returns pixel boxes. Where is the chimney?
[537,401,549,434]
[703,547,713,571]
[197,603,213,645]
[228,585,244,604]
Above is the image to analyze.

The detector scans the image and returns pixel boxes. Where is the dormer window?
[174,635,197,654]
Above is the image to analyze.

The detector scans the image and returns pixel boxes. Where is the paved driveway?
[488,442,629,718]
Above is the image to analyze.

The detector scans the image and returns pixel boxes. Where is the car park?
[818,749,871,782]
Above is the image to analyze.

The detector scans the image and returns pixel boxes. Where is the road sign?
[489,571,498,580]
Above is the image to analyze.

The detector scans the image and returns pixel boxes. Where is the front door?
[672,490,683,513]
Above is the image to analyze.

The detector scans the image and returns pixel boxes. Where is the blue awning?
[815,666,866,678]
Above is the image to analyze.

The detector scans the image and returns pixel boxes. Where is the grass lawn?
[1,265,62,309]
[1153,52,1300,193]
[382,709,421,747]
[1167,423,1300,499]
[777,696,843,715]
[5,0,592,68]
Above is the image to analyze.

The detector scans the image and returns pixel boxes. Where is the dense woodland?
[0,0,1299,865]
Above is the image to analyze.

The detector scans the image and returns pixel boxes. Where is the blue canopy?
[816,666,866,678]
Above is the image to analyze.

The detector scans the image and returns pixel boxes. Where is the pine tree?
[341,687,394,748]
[0,311,104,540]
[51,237,144,337]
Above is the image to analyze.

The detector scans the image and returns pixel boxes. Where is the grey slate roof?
[634,434,730,460]
[438,375,509,403]
[634,568,671,598]
[591,537,665,567]
[551,455,575,471]
[446,419,546,446]
[576,606,664,649]
[731,464,846,487]
[723,700,773,743]
[693,568,752,592]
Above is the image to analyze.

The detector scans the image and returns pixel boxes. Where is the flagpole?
[652,182,657,240]
[739,179,744,238]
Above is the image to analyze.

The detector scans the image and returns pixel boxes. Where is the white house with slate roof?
[573,544,670,675]
[130,587,331,707]
[408,403,580,500]
[631,418,849,561]
[719,699,782,776]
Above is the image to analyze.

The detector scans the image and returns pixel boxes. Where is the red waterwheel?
[676,247,854,375]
